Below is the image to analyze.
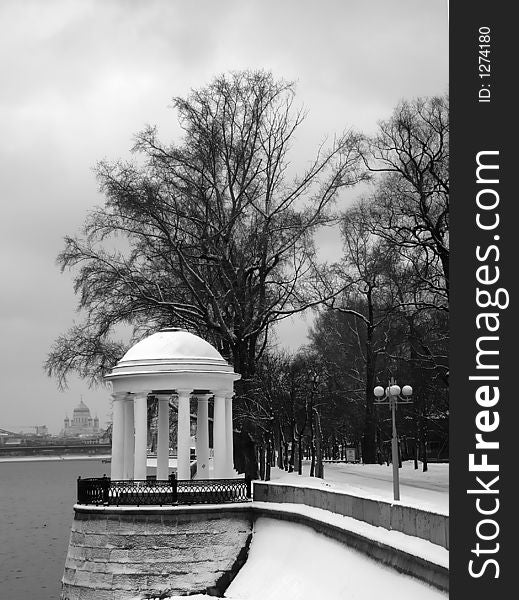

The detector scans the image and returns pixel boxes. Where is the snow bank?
[139,517,446,600]
[253,501,448,568]
[225,517,447,600]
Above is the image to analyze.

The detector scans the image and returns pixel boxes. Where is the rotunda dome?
[120,328,224,363]
[105,328,240,394]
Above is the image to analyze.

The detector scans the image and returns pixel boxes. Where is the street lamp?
[373,378,413,501]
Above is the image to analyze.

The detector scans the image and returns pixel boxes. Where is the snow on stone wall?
[254,482,449,549]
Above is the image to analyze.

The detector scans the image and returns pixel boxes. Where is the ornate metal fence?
[77,475,251,506]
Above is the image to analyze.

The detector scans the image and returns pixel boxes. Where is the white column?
[177,389,192,480]
[213,392,227,479]
[157,395,171,480]
[122,398,134,480]
[195,394,211,479]
[133,392,149,481]
[225,394,234,477]
[110,393,126,480]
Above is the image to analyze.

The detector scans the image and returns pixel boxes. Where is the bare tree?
[46,70,365,389]
[306,95,449,463]
[318,207,398,463]
[361,95,449,311]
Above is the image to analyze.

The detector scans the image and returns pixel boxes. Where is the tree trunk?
[309,405,316,477]
[277,424,284,469]
[421,406,428,472]
[361,311,377,463]
[259,444,266,480]
[289,422,296,473]
[297,434,303,475]
[265,435,272,481]
[414,417,419,469]
[314,409,324,479]
[375,428,382,464]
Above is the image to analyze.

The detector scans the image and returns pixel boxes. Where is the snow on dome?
[120,328,224,363]
[105,328,240,393]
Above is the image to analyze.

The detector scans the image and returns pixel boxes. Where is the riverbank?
[0,454,111,463]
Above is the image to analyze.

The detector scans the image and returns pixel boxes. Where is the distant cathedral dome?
[75,400,90,414]
[61,399,101,438]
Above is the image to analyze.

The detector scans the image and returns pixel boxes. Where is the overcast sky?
[0,0,448,434]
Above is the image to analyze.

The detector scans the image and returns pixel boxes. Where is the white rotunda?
[105,327,241,482]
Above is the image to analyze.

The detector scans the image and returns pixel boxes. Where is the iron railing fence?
[77,475,251,506]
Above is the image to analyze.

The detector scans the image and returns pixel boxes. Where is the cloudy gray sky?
[0,0,448,434]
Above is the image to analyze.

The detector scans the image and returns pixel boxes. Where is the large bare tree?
[46,71,365,389]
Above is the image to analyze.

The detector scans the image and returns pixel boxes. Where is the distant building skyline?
[61,399,101,438]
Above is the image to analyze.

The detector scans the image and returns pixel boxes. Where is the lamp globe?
[389,384,401,396]
[374,386,385,399]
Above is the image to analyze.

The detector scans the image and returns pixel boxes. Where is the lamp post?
[373,378,413,501]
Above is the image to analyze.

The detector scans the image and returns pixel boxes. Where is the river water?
[0,458,108,600]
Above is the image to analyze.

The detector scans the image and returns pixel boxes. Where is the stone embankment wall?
[61,506,252,600]
[253,482,449,550]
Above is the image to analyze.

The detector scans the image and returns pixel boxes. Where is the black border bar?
[450,3,515,597]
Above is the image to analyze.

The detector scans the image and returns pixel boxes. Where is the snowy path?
[324,463,448,492]
[269,461,449,515]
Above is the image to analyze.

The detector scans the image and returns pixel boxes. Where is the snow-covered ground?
[253,501,448,569]
[269,461,449,515]
[152,517,447,600]
[226,517,446,600]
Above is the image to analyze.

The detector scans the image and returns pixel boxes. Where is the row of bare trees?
[236,294,448,480]
[230,92,449,477]
[45,70,448,477]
